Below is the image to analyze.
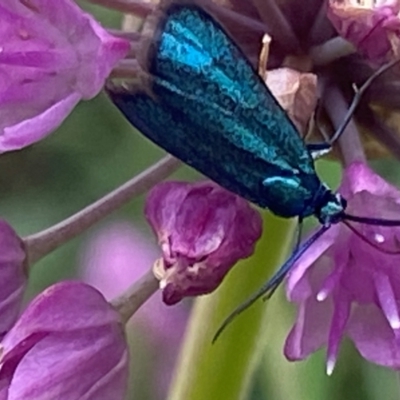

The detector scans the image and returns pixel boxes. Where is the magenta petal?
[0,0,129,153]
[6,328,128,400]
[374,272,400,330]
[286,225,339,302]
[3,282,119,344]
[348,304,400,368]
[0,93,80,152]
[284,295,333,360]
[145,182,191,243]
[0,281,129,399]
[326,297,350,375]
[0,220,27,336]
[340,161,400,199]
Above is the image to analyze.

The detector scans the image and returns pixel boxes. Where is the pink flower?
[0,220,26,337]
[145,181,263,305]
[0,281,129,399]
[285,161,400,373]
[80,222,187,398]
[327,0,400,64]
[0,0,130,153]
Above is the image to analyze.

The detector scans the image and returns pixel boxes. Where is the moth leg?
[294,217,304,253]
[307,142,332,159]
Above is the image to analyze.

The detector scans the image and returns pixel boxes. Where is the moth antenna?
[342,213,400,227]
[343,220,400,255]
[212,225,330,343]
[328,58,400,146]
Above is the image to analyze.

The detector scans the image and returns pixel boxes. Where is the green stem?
[167,213,296,400]
[24,155,180,265]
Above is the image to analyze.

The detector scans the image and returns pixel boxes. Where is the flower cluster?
[285,162,400,374]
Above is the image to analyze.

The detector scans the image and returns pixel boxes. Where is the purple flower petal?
[326,295,350,375]
[0,281,129,399]
[348,304,400,368]
[287,225,340,302]
[0,0,130,153]
[285,251,341,361]
[0,220,27,337]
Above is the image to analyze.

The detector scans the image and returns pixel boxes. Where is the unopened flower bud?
[145,181,262,305]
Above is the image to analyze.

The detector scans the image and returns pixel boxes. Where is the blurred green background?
[1,2,399,400]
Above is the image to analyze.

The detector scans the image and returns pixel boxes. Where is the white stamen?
[0,344,4,370]
[374,233,385,243]
[389,315,400,330]
[374,273,400,331]
[326,358,336,376]
[317,290,328,302]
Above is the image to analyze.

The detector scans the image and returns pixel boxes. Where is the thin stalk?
[24,156,180,265]
[110,59,141,79]
[308,0,335,45]
[85,0,153,16]
[112,269,159,324]
[310,37,355,66]
[323,85,366,165]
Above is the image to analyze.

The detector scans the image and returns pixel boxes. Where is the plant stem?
[24,155,180,265]
[85,0,153,16]
[167,213,296,400]
[324,85,367,165]
[310,37,355,66]
[112,269,159,324]
[110,59,141,78]
[308,0,334,45]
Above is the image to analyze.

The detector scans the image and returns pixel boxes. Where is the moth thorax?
[316,191,347,226]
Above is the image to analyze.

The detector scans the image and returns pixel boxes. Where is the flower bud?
[0,281,129,399]
[145,181,263,305]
